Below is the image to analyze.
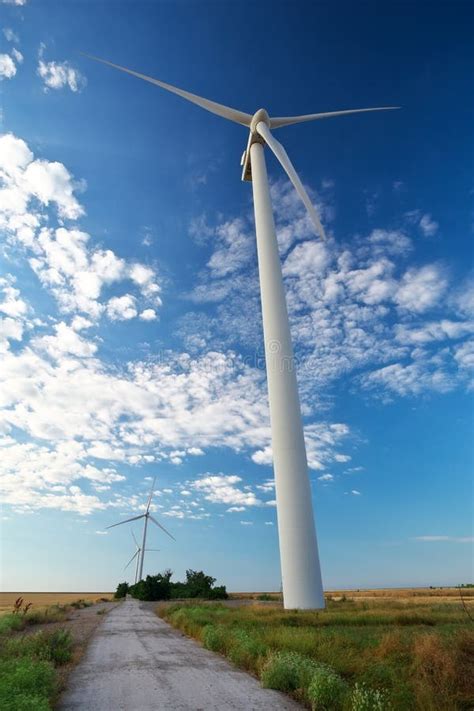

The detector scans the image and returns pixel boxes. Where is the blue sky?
[1,0,472,592]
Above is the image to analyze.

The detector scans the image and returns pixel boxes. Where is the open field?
[159,597,474,710]
[229,587,474,605]
[0,593,113,615]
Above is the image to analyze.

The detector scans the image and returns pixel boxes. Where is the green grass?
[0,627,73,709]
[158,600,474,710]
[0,607,68,636]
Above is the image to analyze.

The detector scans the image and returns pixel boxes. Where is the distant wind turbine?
[86,53,399,609]
[124,531,160,585]
[108,477,175,581]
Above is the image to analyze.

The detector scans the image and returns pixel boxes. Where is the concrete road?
[59,597,301,710]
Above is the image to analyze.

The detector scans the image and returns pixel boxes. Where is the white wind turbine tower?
[124,531,160,585]
[87,54,398,609]
[108,477,175,582]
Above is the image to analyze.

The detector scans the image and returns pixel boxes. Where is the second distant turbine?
[107,477,175,581]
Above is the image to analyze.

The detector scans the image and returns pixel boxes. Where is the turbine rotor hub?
[250,108,270,134]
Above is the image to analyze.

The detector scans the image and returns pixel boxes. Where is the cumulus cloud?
[37,53,86,93]
[191,474,262,507]
[395,265,447,312]
[419,214,439,237]
[0,53,16,79]
[318,473,334,482]
[106,294,138,321]
[0,133,163,320]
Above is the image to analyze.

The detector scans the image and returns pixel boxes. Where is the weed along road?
[59,597,302,710]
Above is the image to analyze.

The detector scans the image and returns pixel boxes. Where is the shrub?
[227,629,266,670]
[0,614,25,634]
[0,658,55,708]
[3,629,73,666]
[350,683,391,711]
[48,630,73,664]
[307,665,347,710]
[114,582,130,599]
[261,650,317,692]
[202,624,228,654]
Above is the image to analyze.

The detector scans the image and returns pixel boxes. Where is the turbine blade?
[146,476,156,514]
[145,549,161,552]
[82,54,252,127]
[106,514,145,530]
[124,550,139,570]
[148,514,176,541]
[256,122,326,240]
[270,106,400,129]
[131,530,139,548]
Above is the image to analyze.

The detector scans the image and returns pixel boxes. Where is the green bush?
[227,629,267,670]
[114,582,129,599]
[350,682,391,711]
[0,692,51,710]
[202,624,228,653]
[261,650,317,692]
[3,629,73,666]
[48,630,73,664]
[307,665,347,710]
[0,658,55,709]
[0,614,25,634]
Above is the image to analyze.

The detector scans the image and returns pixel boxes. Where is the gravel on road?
[58,597,302,710]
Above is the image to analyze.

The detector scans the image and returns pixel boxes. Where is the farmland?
[0,593,113,615]
[159,590,474,710]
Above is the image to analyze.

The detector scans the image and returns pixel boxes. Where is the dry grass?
[229,587,474,605]
[159,598,474,710]
[0,593,113,615]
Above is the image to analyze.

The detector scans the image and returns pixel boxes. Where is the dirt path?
[58,597,301,710]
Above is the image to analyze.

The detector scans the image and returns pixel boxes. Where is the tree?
[114,582,129,599]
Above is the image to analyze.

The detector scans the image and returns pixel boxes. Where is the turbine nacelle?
[83,54,399,244]
[250,108,270,134]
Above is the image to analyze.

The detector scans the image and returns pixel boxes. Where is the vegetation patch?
[0,629,73,709]
[159,599,474,710]
[115,569,228,601]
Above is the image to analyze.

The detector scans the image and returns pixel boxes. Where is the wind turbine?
[86,54,398,609]
[124,531,160,585]
[107,477,175,581]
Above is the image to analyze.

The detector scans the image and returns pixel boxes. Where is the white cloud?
[3,28,19,43]
[106,294,138,321]
[1,0,28,5]
[192,474,262,507]
[367,229,412,256]
[395,320,474,345]
[350,490,361,496]
[1,133,163,321]
[395,265,447,313]
[37,58,86,93]
[240,520,253,526]
[419,214,438,237]
[33,322,97,359]
[207,219,253,277]
[318,473,334,482]
[139,308,157,321]
[0,53,16,80]
[414,536,473,543]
